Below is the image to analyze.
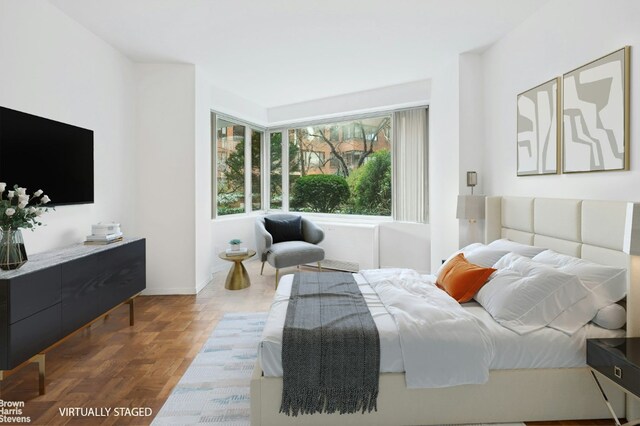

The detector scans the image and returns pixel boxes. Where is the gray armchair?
[255,214,325,287]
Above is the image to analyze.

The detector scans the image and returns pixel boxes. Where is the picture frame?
[562,46,630,173]
[516,77,560,176]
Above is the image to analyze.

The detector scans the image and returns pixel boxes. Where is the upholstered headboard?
[485,196,639,336]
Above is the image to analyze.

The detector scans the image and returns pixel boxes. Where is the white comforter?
[360,268,495,388]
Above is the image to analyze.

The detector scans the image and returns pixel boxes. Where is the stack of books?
[85,223,124,245]
[226,247,248,256]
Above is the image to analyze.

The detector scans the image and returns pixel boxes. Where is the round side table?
[219,250,256,290]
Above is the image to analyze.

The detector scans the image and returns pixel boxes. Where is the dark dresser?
[0,237,145,394]
[587,338,640,425]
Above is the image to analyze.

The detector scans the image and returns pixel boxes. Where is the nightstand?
[587,338,640,426]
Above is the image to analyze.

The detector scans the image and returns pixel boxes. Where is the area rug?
[152,312,524,426]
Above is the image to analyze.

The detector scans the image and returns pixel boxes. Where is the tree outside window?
[215,114,392,217]
[289,115,391,215]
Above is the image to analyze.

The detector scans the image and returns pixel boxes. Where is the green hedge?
[291,174,350,213]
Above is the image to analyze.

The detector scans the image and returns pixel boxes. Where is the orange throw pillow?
[436,253,495,303]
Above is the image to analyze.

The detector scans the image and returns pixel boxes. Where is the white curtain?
[392,108,429,223]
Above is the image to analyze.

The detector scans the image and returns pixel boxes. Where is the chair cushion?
[267,241,325,269]
[264,216,303,244]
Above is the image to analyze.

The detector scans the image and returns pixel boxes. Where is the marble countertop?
[0,237,144,279]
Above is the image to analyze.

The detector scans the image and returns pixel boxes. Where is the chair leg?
[275,269,279,289]
[260,261,265,275]
[317,262,322,271]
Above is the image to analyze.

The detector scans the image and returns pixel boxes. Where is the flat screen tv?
[0,106,94,205]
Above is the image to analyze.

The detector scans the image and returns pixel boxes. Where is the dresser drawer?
[587,339,640,398]
[98,240,145,311]
[7,303,61,369]
[0,299,7,369]
[7,266,61,324]
[61,256,100,336]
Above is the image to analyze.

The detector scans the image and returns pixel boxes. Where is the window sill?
[212,209,394,226]
[212,210,266,222]
[292,211,393,226]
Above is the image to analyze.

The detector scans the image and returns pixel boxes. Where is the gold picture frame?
[516,77,561,176]
[562,46,630,173]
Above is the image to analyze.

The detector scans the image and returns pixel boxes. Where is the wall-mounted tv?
[0,106,94,206]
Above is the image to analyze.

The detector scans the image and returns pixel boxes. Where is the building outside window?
[288,115,391,216]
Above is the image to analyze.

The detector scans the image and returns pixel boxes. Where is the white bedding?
[361,268,494,387]
[258,272,625,381]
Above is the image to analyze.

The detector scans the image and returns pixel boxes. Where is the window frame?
[212,106,427,222]
[211,111,267,219]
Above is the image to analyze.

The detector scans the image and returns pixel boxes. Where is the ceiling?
[50,0,548,107]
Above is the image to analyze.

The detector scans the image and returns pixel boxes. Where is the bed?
[250,196,639,425]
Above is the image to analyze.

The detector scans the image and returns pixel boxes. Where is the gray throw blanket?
[280,272,380,416]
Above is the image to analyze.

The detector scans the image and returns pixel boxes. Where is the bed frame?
[250,196,638,425]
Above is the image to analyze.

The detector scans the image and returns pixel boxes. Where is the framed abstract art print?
[562,46,630,173]
[517,77,560,176]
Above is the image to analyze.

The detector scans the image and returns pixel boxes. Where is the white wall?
[210,215,259,273]
[379,222,430,273]
[210,84,268,126]
[268,80,431,126]
[0,0,137,253]
[136,63,196,295]
[483,0,640,202]
[429,56,461,272]
[458,53,486,247]
[195,69,215,291]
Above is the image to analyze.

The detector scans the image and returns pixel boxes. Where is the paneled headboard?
[485,196,639,336]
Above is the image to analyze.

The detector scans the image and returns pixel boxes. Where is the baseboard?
[141,287,197,295]
[196,278,211,293]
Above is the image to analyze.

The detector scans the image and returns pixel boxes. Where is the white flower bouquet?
[0,183,52,230]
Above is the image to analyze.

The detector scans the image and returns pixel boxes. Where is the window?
[214,115,265,217]
[251,130,263,211]
[269,131,283,209]
[212,108,426,221]
[216,118,245,216]
[288,115,392,215]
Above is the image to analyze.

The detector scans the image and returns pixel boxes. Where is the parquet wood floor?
[0,260,618,425]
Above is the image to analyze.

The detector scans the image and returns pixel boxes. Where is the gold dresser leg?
[128,298,135,326]
[0,354,46,395]
[34,354,45,395]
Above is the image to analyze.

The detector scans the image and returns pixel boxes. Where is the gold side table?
[219,250,256,290]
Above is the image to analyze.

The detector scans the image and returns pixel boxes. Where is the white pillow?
[592,304,626,330]
[532,250,627,334]
[436,243,484,275]
[546,292,598,335]
[487,239,546,258]
[476,253,589,335]
[532,250,626,305]
[464,246,510,268]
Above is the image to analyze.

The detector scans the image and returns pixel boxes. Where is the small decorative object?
[0,183,52,270]
[85,222,123,245]
[563,46,630,173]
[517,77,560,176]
[229,239,242,251]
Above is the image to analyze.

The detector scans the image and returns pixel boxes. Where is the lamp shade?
[624,202,640,255]
[457,195,485,220]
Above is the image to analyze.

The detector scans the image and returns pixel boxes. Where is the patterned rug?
[153,312,524,426]
[153,312,267,425]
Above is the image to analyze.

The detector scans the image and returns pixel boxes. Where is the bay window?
[212,108,427,222]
